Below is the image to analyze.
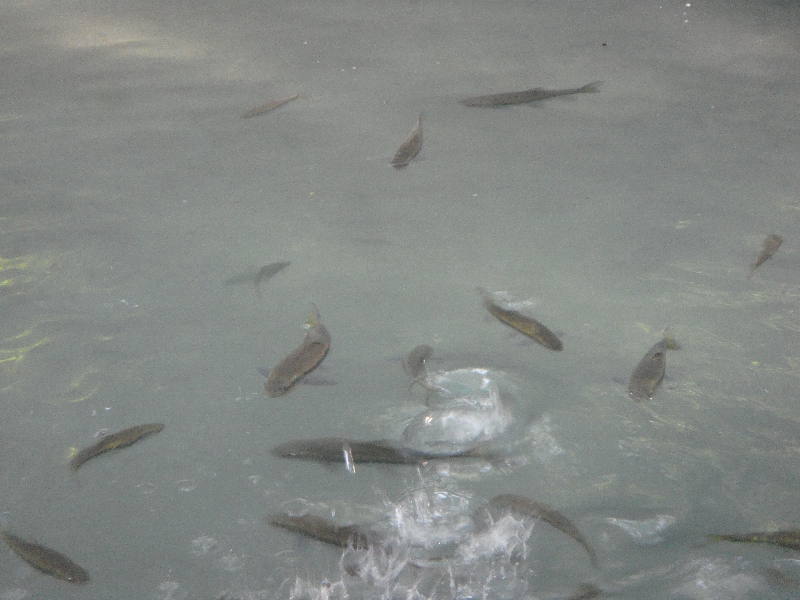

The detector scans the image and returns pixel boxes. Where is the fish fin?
[579,81,602,93]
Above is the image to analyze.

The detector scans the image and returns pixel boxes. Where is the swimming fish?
[489,494,597,567]
[626,339,668,402]
[461,81,601,107]
[224,261,290,289]
[273,437,488,464]
[478,287,563,351]
[708,530,800,551]
[268,513,373,549]
[749,234,782,277]
[264,304,331,397]
[241,93,301,118]
[403,344,433,379]
[1,531,90,583]
[69,423,165,472]
[390,113,423,168]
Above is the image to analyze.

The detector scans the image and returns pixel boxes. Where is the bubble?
[176,479,197,492]
[136,482,156,495]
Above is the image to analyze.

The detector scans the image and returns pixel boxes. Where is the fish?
[268,513,373,549]
[626,339,668,402]
[402,344,433,379]
[241,93,301,118]
[749,234,782,277]
[478,287,563,351]
[1,531,90,583]
[708,529,800,551]
[460,81,601,107]
[273,437,488,464]
[223,261,290,289]
[69,423,165,472]
[489,494,597,567]
[264,303,331,397]
[390,113,423,168]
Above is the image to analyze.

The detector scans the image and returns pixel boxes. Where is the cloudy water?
[1,0,800,598]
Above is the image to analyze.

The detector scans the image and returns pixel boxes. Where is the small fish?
[749,234,782,277]
[241,93,301,118]
[69,423,165,472]
[403,344,433,379]
[708,530,800,551]
[264,304,331,397]
[478,287,563,351]
[224,261,290,289]
[626,339,667,402]
[273,437,488,464]
[1,531,90,583]
[490,494,597,567]
[390,112,423,168]
[461,81,601,107]
[268,513,373,549]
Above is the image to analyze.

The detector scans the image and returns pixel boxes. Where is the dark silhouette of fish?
[461,81,601,107]
[490,494,597,567]
[626,339,667,402]
[224,261,290,290]
[264,304,331,397]
[241,93,301,118]
[709,529,800,551]
[273,437,489,464]
[1,532,90,583]
[69,423,164,472]
[268,513,374,549]
[403,344,433,379]
[479,287,563,351]
[390,113,423,168]
[749,234,782,278]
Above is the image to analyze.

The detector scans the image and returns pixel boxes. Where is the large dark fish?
[224,261,290,289]
[749,234,782,277]
[268,513,373,549]
[273,437,487,465]
[626,339,667,402]
[1,531,90,584]
[390,113,423,168]
[479,287,563,351]
[241,93,301,118]
[264,304,331,397]
[708,530,800,551]
[461,81,601,107]
[489,494,597,567]
[403,344,433,379]
[69,423,165,472]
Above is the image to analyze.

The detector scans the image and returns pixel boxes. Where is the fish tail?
[579,81,602,93]
[306,303,321,329]
[477,286,494,306]
[662,328,681,350]
[586,545,599,568]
